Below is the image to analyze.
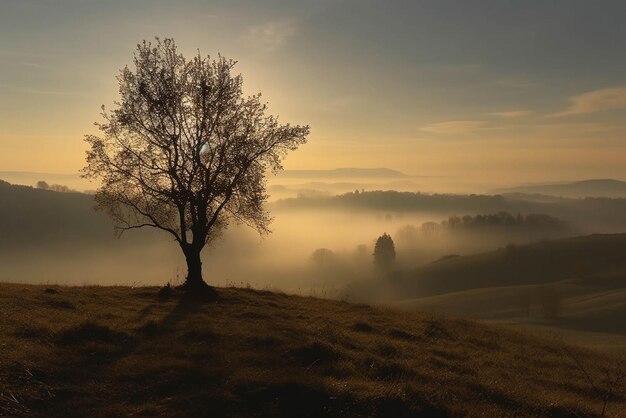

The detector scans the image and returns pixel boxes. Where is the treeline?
[36,180,77,193]
[396,212,571,252]
[441,212,562,230]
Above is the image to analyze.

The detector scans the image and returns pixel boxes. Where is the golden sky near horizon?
[1,0,626,185]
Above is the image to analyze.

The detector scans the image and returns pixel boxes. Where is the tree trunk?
[184,247,204,287]
[179,243,217,299]
[181,244,215,295]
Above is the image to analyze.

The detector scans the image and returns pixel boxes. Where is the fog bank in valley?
[1,175,624,296]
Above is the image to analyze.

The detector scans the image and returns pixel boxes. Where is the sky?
[1,0,626,185]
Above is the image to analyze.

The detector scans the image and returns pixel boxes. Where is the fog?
[0,208,436,288]
[1,172,545,291]
[2,174,625,296]
[0,200,577,294]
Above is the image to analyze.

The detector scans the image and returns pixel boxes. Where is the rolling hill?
[496,179,626,198]
[345,233,626,351]
[1,284,624,417]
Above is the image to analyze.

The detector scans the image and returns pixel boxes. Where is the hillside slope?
[0,284,624,417]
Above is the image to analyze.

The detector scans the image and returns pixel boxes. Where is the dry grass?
[0,283,624,417]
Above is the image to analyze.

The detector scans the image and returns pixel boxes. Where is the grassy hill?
[1,284,624,417]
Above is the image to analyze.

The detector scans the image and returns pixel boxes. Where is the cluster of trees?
[398,212,563,242]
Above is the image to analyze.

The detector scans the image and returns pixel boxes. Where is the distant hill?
[0,180,111,250]
[0,284,621,417]
[0,180,167,251]
[276,167,411,179]
[496,179,626,198]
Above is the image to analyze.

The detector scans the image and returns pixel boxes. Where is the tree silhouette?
[373,233,396,271]
[82,38,309,293]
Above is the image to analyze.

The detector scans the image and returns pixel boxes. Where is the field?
[1,284,624,417]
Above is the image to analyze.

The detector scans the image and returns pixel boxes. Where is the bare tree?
[82,38,309,293]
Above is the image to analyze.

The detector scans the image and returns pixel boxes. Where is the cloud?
[242,19,297,53]
[421,120,488,135]
[487,110,533,118]
[550,86,626,117]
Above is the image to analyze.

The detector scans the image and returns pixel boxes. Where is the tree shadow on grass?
[31,290,218,416]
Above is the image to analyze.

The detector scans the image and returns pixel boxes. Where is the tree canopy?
[373,233,396,271]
